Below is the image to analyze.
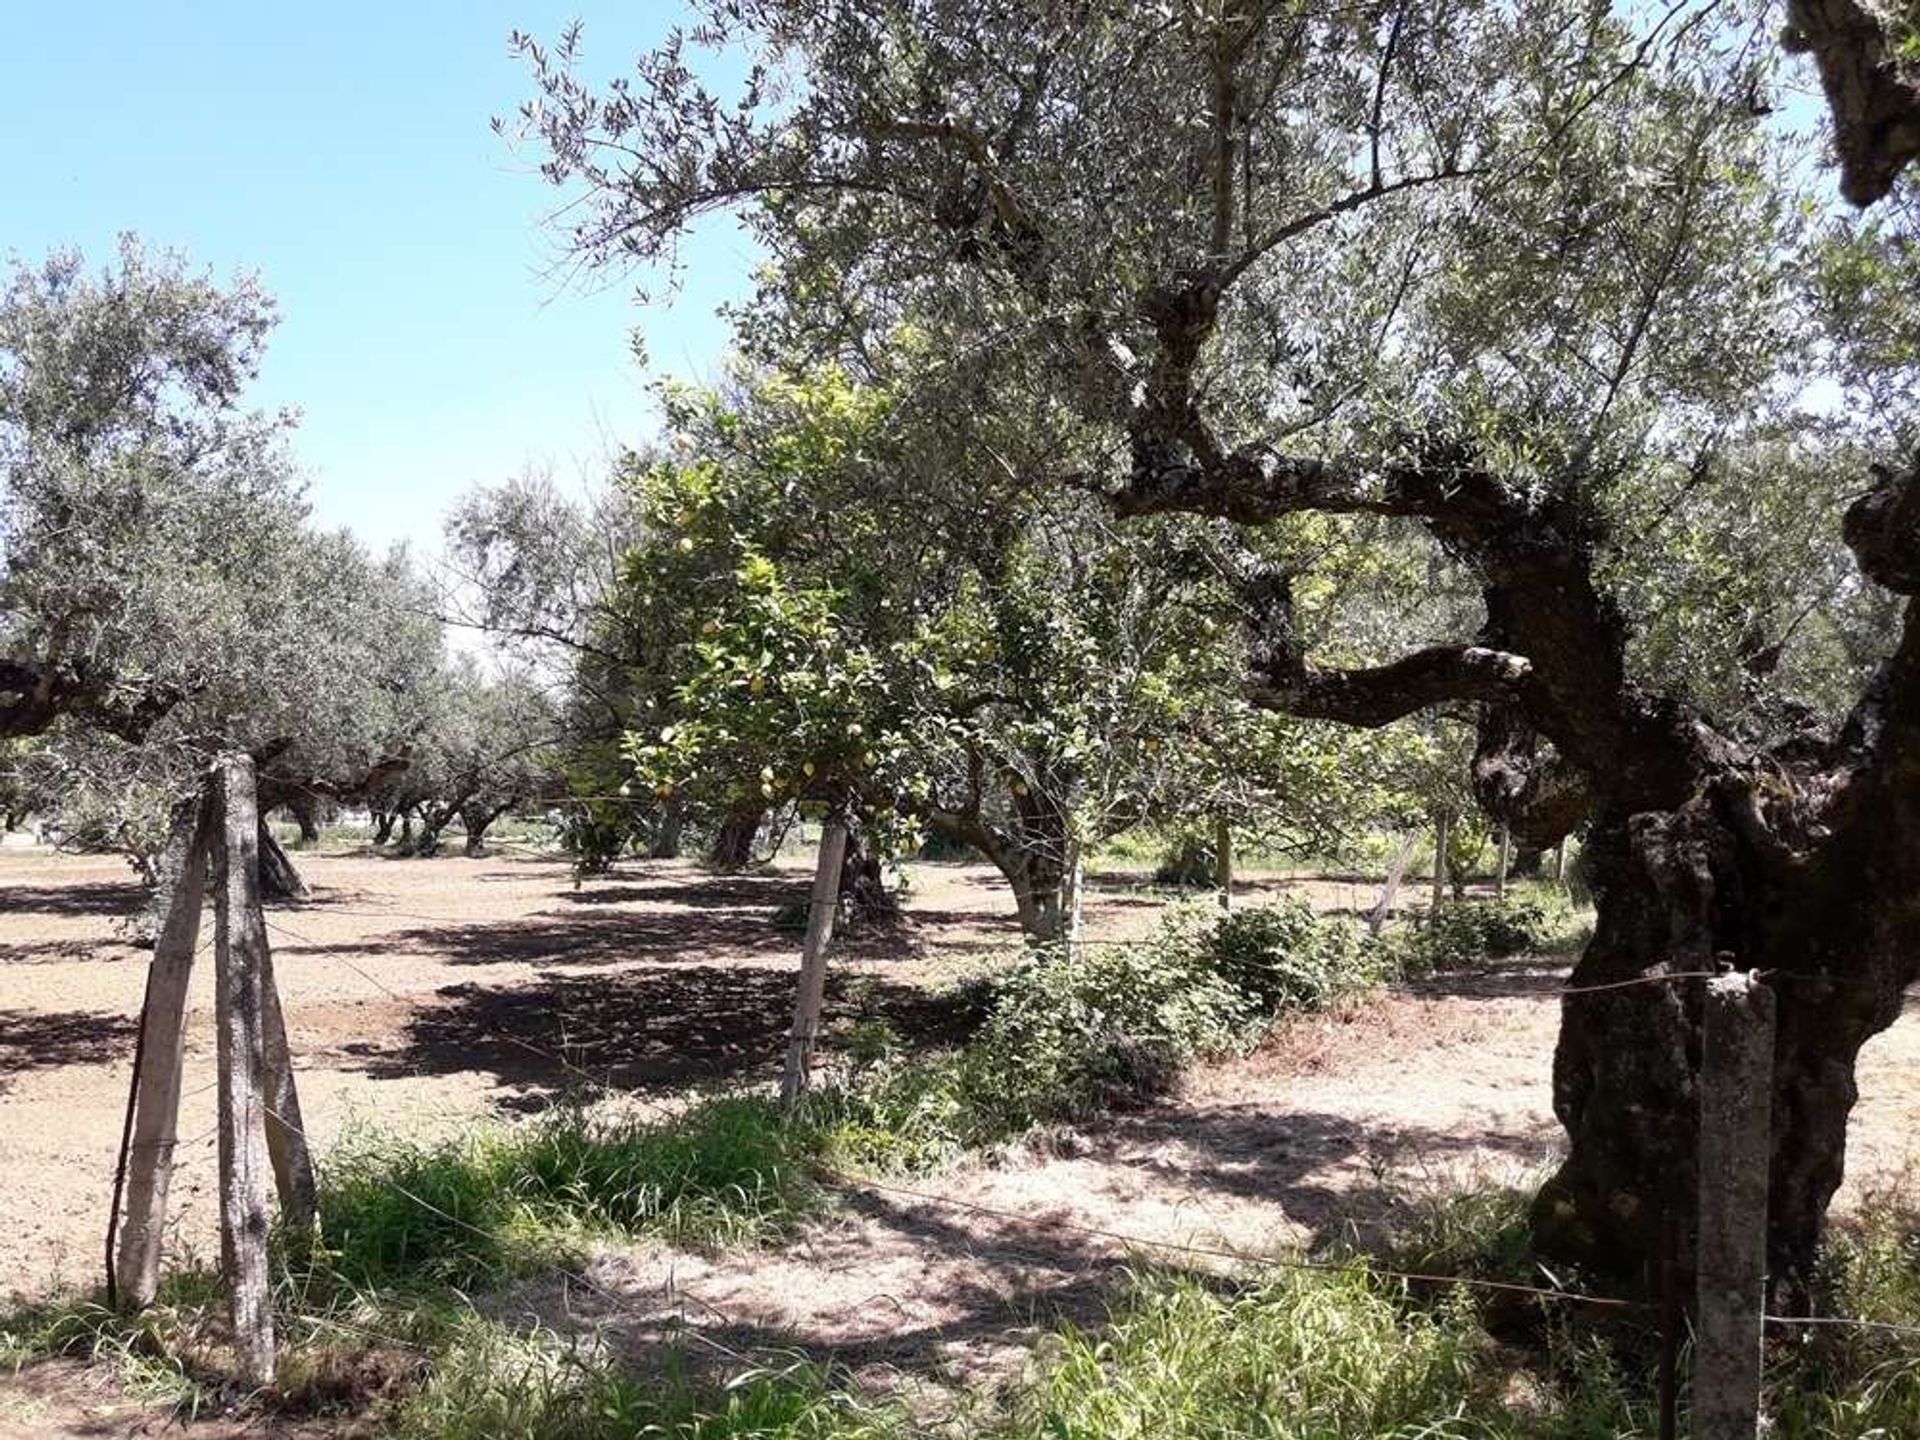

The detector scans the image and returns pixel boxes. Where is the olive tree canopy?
[508,0,1920,1301]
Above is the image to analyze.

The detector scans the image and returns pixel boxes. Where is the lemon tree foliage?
[599,365,1387,937]
[509,0,1920,1292]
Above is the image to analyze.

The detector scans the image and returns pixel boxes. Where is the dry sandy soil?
[2,841,1917,1434]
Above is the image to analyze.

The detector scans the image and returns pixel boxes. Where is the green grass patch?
[316,1095,820,1290]
[384,1312,904,1440]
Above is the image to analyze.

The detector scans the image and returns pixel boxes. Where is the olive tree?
[510,0,1920,1301]
[4,240,453,892]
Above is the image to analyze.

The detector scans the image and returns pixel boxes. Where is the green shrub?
[970,939,1257,1112]
[1388,895,1555,975]
[1186,900,1385,1013]
[810,903,1375,1169]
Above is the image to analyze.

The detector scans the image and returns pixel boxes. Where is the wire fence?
[78,849,1920,1380]
[246,902,1920,1348]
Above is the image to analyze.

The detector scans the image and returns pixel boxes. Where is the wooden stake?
[112,796,212,1309]
[1214,816,1233,912]
[1432,811,1450,913]
[1658,1205,1680,1440]
[1495,824,1511,899]
[211,754,276,1387]
[1367,832,1417,936]
[780,816,849,1107]
[1696,972,1775,1440]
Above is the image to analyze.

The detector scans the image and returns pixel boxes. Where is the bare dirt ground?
[3,842,1918,1434]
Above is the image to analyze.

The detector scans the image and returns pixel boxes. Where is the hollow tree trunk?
[708,805,765,870]
[256,820,308,901]
[1535,723,1920,1307]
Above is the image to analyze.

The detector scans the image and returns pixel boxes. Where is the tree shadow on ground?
[271,906,797,967]
[0,879,143,918]
[0,935,142,964]
[527,1103,1558,1394]
[353,964,981,1106]
[562,872,815,910]
[1403,960,1572,1003]
[1084,1102,1559,1244]
[0,1007,135,1091]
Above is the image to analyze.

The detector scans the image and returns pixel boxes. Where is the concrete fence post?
[1695,971,1775,1440]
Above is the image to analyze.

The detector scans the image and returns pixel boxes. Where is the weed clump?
[1383,894,1564,975]
[807,900,1376,1169]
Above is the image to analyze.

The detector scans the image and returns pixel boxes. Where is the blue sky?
[3,2,754,552]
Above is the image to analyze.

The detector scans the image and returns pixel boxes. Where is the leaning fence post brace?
[260,935,317,1245]
[1695,971,1775,1440]
[111,796,213,1308]
[780,814,850,1107]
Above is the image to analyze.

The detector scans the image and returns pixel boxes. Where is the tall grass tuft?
[316,1094,818,1291]
[1003,1266,1505,1439]
[388,1312,905,1440]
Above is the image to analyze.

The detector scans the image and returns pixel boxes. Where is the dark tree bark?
[648,797,685,859]
[459,800,516,856]
[835,821,903,931]
[1784,0,1920,205]
[287,796,321,844]
[371,809,396,846]
[256,820,308,901]
[707,805,765,870]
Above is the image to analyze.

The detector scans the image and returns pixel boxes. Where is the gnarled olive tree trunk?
[707,805,765,870]
[1121,423,1920,1299]
[1537,578,1920,1303]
